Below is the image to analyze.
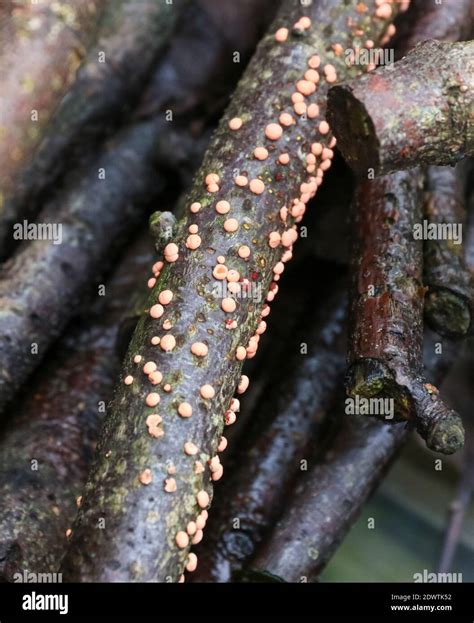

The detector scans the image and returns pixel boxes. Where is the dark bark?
[0,0,185,260]
[346,171,464,454]
[0,232,154,582]
[250,331,457,582]
[308,156,353,266]
[136,0,281,121]
[221,261,348,456]
[391,0,474,339]
[0,117,182,416]
[300,0,474,268]
[467,190,474,273]
[60,0,402,583]
[191,288,347,582]
[327,40,474,177]
[423,165,473,338]
[391,0,474,59]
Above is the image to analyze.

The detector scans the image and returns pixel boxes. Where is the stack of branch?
[0,0,473,586]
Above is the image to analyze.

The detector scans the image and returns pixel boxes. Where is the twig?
[0,0,267,416]
[346,171,464,454]
[327,40,474,177]
[0,118,184,416]
[0,0,102,210]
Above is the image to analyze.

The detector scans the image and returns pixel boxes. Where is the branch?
[327,40,474,177]
[60,0,404,583]
[0,0,102,205]
[0,0,185,260]
[346,171,463,454]
[250,331,457,582]
[0,232,154,581]
[309,0,474,267]
[423,165,473,338]
[191,288,347,582]
[0,118,177,416]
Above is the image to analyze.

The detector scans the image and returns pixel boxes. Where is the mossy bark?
[346,171,464,454]
[327,40,474,177]
[423,165,473,338]
[191,289,347,582]
[60,0,403,583]
[0,232,154,582]
[0,0,185,260]
[250,331,457,582]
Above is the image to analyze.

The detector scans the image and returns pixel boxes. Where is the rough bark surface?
[346,171,464,454]
[60,0,404,582]
[327,40,474,177]
[0,233,154,581]
[245,0,474,587]
[0,118,178,416]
